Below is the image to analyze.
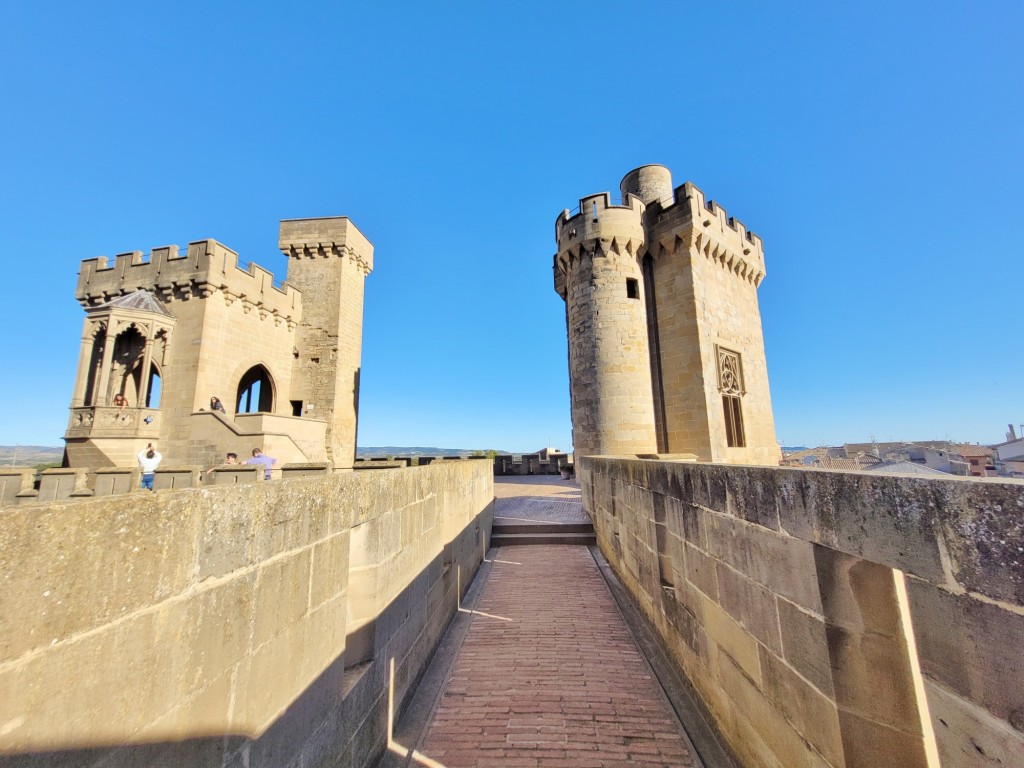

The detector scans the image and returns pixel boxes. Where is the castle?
[2,173,1021,768]
[63,217,372,470]
[64,163,779,473]
[555,164,780,465]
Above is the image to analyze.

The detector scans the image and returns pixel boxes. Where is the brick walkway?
[493,476,589,525]
[416,544,699,767]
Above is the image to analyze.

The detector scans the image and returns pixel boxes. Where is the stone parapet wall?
[0,460,493,768]
[580,457,1024,768]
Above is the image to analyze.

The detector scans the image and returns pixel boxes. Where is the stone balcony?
[65,405,161,439]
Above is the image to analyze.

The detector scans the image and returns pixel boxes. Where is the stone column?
[94,324,117,406]
[137,334,154,408]
[71,323,98,407]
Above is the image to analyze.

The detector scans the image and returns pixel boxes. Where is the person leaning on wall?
[204,451,239,478]
[246,448,277,480]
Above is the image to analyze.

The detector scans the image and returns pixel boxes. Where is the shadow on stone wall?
[0,462,494,768]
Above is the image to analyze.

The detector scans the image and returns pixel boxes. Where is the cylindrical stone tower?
[553,192,658,459]
[620,164,674,206]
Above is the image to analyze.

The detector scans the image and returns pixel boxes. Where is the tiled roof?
[868,460,949,476]
[949,444,995,458]
[95,289,173,317]
[818,458,863,471]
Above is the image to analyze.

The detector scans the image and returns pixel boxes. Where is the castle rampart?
[582,458,1024,768]
[0,460,493,768]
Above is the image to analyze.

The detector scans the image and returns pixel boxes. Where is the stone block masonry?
[0,459,493,768]
[581,457,1024,768]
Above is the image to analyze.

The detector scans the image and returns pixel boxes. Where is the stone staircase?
[490,520,596,546]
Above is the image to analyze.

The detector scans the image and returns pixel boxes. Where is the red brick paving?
[494,477,589,525]
[418,545,698,767]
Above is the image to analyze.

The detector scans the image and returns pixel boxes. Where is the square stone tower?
[555,165,780,465]
[279,217,373,468]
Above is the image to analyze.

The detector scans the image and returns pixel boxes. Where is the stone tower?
[555,165,780,465]
[279,217,373,468]
[554,192,658,460]
[64,216,372,471]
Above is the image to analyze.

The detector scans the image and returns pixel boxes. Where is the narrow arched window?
[146,365,162,409]
[236,365,274,413]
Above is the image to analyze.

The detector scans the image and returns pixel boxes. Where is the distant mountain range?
[0,445,64,466]
[357,446,506,458]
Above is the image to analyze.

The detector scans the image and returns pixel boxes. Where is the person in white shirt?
[137,443,163,491]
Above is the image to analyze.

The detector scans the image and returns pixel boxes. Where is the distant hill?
[781,446,808,454]
[357,446,506,458]
[0,445,63,466]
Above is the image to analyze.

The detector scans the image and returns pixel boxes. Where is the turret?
[620,164,674,206]
[280,217,373,470]
[554,193,657,459]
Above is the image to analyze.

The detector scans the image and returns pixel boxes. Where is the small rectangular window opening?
[310,357,320,364]
[626,278,639,299]
[290,400,303,417]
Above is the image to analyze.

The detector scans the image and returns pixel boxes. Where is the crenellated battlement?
[76,238,302,323]
[646,181,766,286]
[554,193,646,283]
[278,216,374,275]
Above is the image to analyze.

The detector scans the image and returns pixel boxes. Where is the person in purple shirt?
[246,448,277,479]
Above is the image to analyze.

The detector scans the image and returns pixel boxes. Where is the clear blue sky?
[1,2,1021,451]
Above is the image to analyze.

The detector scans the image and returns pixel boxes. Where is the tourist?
[246,448,277,479]
[137,443,162,491]
[113,393,128,414]
[205,452,239,477]
[210,396,226,414]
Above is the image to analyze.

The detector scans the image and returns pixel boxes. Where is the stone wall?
[0,459,493,768]
[581,457,1024,768]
